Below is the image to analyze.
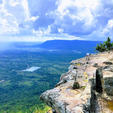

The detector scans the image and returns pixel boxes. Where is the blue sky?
[0,0,113,42]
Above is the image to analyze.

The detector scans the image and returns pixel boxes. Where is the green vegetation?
[0,51,83,113]
[96,37,113,52]
[31,105,51,113]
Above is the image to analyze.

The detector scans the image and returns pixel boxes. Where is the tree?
[96,43,106,52]
[104,37,112,50]
[96,37,113,52]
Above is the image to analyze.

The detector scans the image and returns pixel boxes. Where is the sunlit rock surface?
[41,51,113,113]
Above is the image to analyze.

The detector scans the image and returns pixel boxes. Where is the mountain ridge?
[39,40,101,53]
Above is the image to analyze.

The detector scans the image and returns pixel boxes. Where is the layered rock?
[40,51,113,113]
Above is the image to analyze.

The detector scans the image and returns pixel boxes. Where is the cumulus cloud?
[0,0,19,34]
[49,0,112,37]
[0,0,113,41]
[0,0,39,35]
[102,19,113,37]
[31,0,113,40]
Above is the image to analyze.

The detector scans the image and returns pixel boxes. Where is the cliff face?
[40,51,113,113]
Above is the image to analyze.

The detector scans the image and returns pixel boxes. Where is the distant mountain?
[39,40,101,53]
[3,40,101,53]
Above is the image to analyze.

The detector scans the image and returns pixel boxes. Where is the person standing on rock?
[86,53,90,64]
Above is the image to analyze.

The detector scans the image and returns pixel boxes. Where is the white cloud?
[102,19,113,37]
[30,16,39,22]
[33,25,51,36]
[0,0,113,41]
[46,0,113,40]
[21,0,31,21]
[0,0,39,36]
[29,0,113,41]
[9,0,20,7]
[58,28,64,33]
[0,2,19,34]
[59,0,100,23]
[48,0,102,36]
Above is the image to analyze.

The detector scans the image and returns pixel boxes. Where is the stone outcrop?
[40,51,113,113]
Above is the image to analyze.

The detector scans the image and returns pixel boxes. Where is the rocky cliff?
[40,51,113,113]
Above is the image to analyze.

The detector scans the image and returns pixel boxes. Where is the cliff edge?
[40,51,113,113]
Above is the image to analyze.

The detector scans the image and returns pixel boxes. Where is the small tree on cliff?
[96,43,106,52]
[104,37,113,50]
[96,37,113,52]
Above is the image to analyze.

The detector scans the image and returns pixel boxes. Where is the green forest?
[0,51,84,113]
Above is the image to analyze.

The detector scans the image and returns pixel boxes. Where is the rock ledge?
[40,51,113,113]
